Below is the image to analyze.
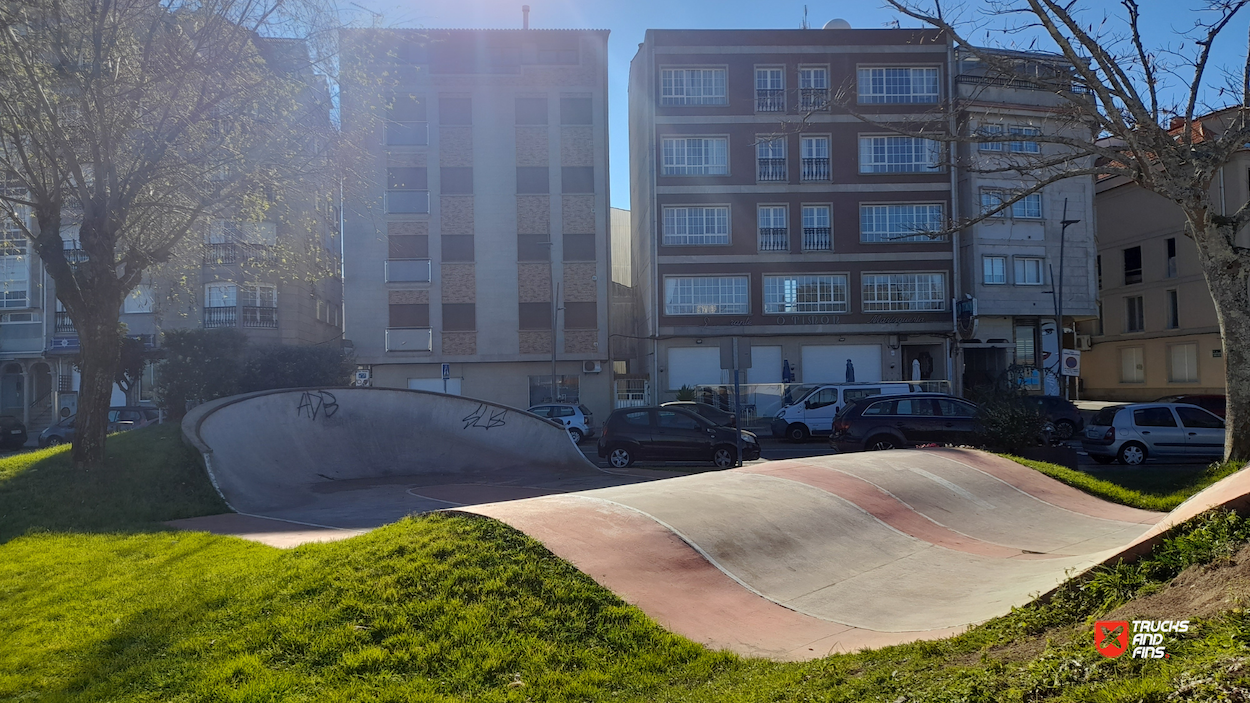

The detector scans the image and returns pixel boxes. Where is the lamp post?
[1056,198,1080,399]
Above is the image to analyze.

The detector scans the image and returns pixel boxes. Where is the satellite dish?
[823,18,852,29]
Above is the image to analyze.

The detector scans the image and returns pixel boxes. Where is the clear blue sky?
[353,1,1250,210]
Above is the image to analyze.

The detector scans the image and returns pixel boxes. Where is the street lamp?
[1055,198,1080,399]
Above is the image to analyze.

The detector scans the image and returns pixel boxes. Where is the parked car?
[660,401,737,427]
[598,406,760,469]
[1026,395,1085,439]
[0,415,26,449]
[38,406,160,447]
[527,403,595,443]
[1081,403,1224,465]
[771,382,921,441]
[829,393,979,453]
[1155,394,1226,419]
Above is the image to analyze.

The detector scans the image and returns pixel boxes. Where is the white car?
[527,403,595,443]
[770,382,920,441]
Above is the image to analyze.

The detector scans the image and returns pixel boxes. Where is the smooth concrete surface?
[182,388,671,528]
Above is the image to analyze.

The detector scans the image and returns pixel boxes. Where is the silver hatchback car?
[1081,403,1225,465]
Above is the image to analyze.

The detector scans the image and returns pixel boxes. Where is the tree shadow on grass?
[0,424,228,544]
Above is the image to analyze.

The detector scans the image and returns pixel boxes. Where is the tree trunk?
[72,321,122,469]
[1194,217,1250,462]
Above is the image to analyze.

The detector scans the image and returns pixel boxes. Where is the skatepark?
[176,388,1250,660]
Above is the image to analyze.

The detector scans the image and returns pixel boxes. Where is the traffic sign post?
[720,338,751,467]
[442,363,450,394]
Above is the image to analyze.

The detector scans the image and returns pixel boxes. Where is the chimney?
[522,5,530,29]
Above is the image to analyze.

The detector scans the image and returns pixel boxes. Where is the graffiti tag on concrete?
[462,403,507,430]
[297,390,339,420]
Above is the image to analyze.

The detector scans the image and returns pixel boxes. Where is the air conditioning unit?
[582,360,602,374]
[1075,334,1093,351]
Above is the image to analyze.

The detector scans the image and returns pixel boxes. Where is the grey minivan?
[1081,403,1224,465]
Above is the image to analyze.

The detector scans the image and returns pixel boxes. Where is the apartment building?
[339,28,613,416]
[0,38,343,432]
[1080,140,1235,400]
[952,48,1098,393]
[628,28,956,405]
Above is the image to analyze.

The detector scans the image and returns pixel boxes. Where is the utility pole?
[551,281,561,403]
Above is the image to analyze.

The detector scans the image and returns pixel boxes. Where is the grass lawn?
[1007,454,1246,511]
[3,427,1250,701]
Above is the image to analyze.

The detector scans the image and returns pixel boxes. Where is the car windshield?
[1092,406,1122,426]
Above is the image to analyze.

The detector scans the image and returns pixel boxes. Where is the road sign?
[719,338,752,370]
[441,363,450,380]
[1061,349,1081,377]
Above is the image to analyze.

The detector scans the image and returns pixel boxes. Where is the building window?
[859,203,945,243]
[1014,257,1044,285]
[515,97,548,125]
[1166,237,1177,278]
[660,68,727,106]
[763,274,848,313]
[1121,346,1145,383]
[517,234,551,261]
[560,97,592,125]
[529,374,579,405]
[563,233,595,261]
[981,189,1006,217]
[861,273,946,312]
[439,97,471,125]
[564,302,597,329]
[561,166,594,193]
[755,67,784,111]
[1125,295,1144,332]
[389,302,429,328]
[1169,343,1199,383]
[757,205,788,251]
[204,282,237,328]
[800,136,830,180]
[1167,289,1179,329]
[663,276,749,315]
[385,93,427,146]
[981,190,1042,218]
[442,235,474,262]
[516,167,549,194]
[756,137,786,181]
[801,205,831,251]
[519,302,552,330]
[662,206,729,246]
[857,67,940,104]
[241,285,277,328]
[386,167,429,214]
[0,237,28,309]
[124,284,155,314]
[440,167,473,195]
[443,303,475,331]
[661,137,728,176]
[1009,126,1041,153]
[1124,246,1142,285]
[983,256,1006,284]
[858,136,942,173]
[799,66,829,110]
[1015,324,1036,366]
[978,124,1004,152]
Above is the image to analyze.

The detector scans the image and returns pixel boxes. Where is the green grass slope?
[1007,454,1246,511]
[2,428,1250,701]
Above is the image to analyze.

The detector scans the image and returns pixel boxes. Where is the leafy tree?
[154,329,248,419]
[113,335,160,402]
[0,0,336,467]
[239,343,351,392]
[873,1,1250,460]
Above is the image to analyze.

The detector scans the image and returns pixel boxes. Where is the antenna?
[802,5,809,29]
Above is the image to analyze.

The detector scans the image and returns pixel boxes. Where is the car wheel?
[866,435,897,451]
[45,436,63,447]
[1118,442,1147,466]
[1054,420,1076,440]
[1091,455,1116,465]
[712,445,737,469]
[786,424,810,442]
[568,427,584,444]
[607,446,634,468]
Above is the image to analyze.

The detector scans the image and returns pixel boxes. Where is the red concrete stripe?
[742,463,1054,559]
[921,448,1162,524]
[462,495,963,660]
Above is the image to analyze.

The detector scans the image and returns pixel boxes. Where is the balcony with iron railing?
[799,88,830,111]
[55,311,74,334]
[755,89,785,112]
[802,227,832,251]
[203,306,237,328]
[757,158,787,182]
[242,306,278,329]
[758,228,789,252]
[801,158,830,181]
[205,242,277,265]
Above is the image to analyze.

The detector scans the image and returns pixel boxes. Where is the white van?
[770,382,919,441]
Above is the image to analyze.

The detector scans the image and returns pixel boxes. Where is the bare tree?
[0,0,337,468]
[865,1,1250,461]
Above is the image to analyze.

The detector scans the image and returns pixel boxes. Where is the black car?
[1026,395,1085,438]
[0,415,26,449]
[660,401,737,427]
[598,406,760,469]
[830,393,978,452]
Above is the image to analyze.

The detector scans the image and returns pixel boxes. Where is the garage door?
[748,345,783,383]
[667,347,722,390]
[801,345,882,383]
[408,378,462,395]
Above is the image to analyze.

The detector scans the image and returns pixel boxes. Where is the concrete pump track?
[174,387,1250,660]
